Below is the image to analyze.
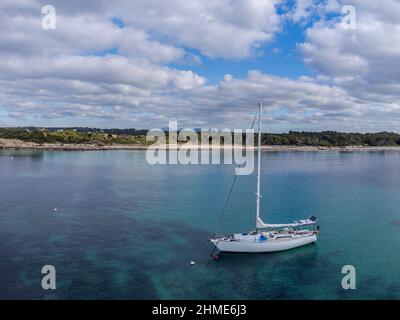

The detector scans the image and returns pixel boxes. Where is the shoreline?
[1,138,400,152]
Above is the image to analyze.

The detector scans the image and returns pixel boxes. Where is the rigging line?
[212,104,261,238]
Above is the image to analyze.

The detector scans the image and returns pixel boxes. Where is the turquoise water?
[1,150,400,299]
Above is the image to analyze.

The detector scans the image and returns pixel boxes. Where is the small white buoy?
[53,208,58,212]
[190,261,195,266]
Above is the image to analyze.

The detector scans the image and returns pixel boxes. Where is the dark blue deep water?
[1,150,400,299]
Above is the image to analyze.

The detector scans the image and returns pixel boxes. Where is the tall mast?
[256,101,262,228]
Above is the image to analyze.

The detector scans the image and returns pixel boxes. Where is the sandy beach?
[1,138,400,152]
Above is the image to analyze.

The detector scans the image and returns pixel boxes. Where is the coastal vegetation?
[261,131,400,147]
[0,128,148,145]
[1,127,400,147]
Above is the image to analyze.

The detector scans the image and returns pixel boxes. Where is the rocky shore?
[1,138,400,152]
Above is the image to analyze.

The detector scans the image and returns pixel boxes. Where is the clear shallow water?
[1,150,400,299]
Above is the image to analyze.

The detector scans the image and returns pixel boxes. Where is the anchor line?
[209,104,261,258]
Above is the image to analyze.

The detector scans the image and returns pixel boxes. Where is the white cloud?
[300,0,400,99]
[107,0,283,59]
[0,0,399,132]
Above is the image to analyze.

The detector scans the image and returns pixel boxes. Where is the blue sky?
[1,0,400,132]
[177,23,313,84]
[102,17,312,85]
[110,10,314,84]
[109,12,313,84]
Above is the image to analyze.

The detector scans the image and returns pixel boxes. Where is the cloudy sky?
[1,0,399,132]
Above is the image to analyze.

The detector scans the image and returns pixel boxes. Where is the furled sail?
[256,216,317,229]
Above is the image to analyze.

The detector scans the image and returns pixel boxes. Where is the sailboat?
[210,101,319,253]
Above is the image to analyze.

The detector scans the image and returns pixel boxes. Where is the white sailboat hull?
[210,103,320,255]
[211,234,317,253]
